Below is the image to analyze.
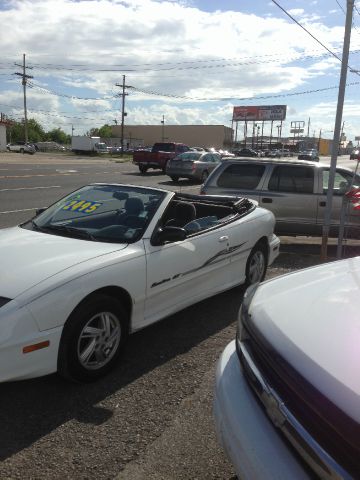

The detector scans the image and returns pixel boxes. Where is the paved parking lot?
[0,151,358,479]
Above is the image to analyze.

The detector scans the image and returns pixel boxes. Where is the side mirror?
[152,226,187,246]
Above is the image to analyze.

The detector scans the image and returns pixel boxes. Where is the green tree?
[98,124,113,138]
[7,120,24,143]
[27,118,46,142]
[47,128,71,144]
[7,118,47,143]
[87,128,100,137]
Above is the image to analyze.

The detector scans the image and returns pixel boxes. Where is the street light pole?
[321,0,354,261]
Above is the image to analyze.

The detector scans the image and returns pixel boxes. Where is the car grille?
[236,327,359,479]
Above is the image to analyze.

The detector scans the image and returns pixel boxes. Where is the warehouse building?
[111,124,233,150]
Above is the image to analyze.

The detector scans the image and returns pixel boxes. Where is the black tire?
[170,176,179,182]
[200,170,209,183]
[245,243,268,286]
[58,294,128,382]
[139,165,148,174]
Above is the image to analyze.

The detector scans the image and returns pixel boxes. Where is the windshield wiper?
[42,224,96,241]
[31,220,47,232]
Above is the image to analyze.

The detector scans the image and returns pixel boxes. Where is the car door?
[142,225,234,328]
[260,164,319,235]
[317,167,360,237]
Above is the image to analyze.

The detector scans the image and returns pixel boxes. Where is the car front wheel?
[245,244,267,286]
[58,294,128,382]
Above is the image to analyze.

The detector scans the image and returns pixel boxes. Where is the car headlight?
[0,297,12,308]
[236,283,259,343]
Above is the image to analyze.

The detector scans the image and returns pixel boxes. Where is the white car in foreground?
[0,183,279,383]
[214,258,360,479]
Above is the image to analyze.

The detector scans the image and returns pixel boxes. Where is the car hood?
[250,257,360,422]
[0,227,128,299]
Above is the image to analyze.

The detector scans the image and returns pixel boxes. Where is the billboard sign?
[232,105,287,122]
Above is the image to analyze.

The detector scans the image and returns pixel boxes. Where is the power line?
[129,81,360,102]
[271,0,360,77]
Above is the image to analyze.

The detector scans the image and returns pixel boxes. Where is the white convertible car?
[0,183,279,382]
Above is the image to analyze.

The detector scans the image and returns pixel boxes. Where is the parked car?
[298,149,319,161]
[201,158,360,238]
[281,149,293,157]
[166,151,222,183]
[133,142,190,173]
[7,142,35,154]
[190,146,206,152]
[214,257,360,479]
[350,148,360,160]
[264,149,281,158]
[0,183,279,383]
[233,148,259,157]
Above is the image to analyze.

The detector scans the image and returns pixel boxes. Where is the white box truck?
[71,136,108,154]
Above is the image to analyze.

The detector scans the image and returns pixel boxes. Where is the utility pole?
[15,54,33,143]
[321,0,354,261]
[115,75,131,156]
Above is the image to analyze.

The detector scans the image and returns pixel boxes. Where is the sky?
[0,0,360,142]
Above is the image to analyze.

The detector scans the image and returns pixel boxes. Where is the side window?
[322,169,357,195]
[268,166,314,194]
[217,164,265,189]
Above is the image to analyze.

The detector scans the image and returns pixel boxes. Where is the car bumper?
[0,302,62,381]
[166,167,198,179]
[213,341,311,480]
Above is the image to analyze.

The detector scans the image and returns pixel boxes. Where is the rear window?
[152,143,175,152]
[268,166,314,193]
[217,164,265,189]
[175,152,202,161]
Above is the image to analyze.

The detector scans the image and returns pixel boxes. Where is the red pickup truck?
[133,142,190,173]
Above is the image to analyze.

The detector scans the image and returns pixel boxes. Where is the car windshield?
[22,184,166,243]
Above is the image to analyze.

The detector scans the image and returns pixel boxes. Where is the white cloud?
[0,0,358,137]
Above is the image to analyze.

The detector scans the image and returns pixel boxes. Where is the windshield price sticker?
[62,200,102,213]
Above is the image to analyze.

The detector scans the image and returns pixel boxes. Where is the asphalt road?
[0,151,358,480]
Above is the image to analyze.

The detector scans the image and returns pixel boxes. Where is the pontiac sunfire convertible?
[0,183,279,382]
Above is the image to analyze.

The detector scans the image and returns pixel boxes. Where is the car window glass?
[322,169,360,195]
[177,152,202,161]
[217,164,265,189]
[268,166,314,193]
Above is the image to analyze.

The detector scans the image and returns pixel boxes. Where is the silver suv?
[201,158,360,238]
[7,142,36,154]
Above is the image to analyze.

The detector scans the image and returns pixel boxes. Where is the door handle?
[218,236,229,243]
[319,201,326,207]
[262,198,273,203]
